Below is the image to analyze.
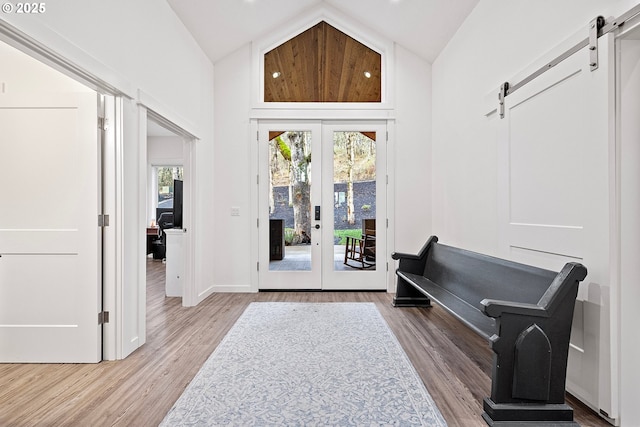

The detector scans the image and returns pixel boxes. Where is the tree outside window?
[157,166,183,209]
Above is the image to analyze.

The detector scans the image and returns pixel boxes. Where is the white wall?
[148,136,184,162]
[394,45,433,253]
[212,44,253,291]
[212,40,432,290]
[2,1,211,131]
[432,0,638,423]
[0,41,92,93]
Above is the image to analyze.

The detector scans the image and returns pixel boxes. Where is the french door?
[258,121,387,290]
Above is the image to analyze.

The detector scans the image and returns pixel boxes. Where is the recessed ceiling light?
[364,71,372,78]
[272,71,281,79]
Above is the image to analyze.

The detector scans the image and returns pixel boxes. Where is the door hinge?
[98,311,110,325]
[98,214,110,227]
[257,174,259,185]
[257,261,259,271]
[257,218,259,228]
[386,131,389,141]
[98,117,109,131]
[257,130,259,141]
[386,218,389,228]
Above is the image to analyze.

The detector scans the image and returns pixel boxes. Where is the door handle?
[314,205,321,221]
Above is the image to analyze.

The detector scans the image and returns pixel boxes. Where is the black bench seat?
[396,271,496,340]
[392,235,587,426]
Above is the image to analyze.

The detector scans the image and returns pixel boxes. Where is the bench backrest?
[425,243,558,311]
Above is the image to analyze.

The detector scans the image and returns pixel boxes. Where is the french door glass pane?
[268,131,312,271]
[333,131,376,271]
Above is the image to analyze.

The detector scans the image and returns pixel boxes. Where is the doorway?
[148,165,183,259]
[146,118,186,300]
[258,121,387,290]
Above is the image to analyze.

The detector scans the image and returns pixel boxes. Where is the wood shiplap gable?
[264,21,381,103]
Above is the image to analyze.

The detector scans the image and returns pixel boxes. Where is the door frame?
[145,110,197,305]
[251,117,395,292]
[614,19,640,425]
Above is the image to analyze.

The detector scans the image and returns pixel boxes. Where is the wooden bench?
[392,236,587,426]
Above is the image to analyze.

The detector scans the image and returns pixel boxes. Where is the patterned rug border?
[161,302,447,426]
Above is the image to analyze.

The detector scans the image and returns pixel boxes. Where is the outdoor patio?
[268,244,375,271]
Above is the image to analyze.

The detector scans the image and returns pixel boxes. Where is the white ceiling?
[166,0,479,64]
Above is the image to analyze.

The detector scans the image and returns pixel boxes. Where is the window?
[156,166,183,209]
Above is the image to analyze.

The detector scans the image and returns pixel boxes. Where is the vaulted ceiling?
[166,0,480,64]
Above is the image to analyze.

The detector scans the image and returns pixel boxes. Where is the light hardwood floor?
[0,259,608,427]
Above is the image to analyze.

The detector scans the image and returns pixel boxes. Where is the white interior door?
[497,35,615,416]
[258,121,387,290]
[0,92,102,363]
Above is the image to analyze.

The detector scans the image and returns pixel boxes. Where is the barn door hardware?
[494,5,640,119]
[498,82,509,119]
[589,16,606,71]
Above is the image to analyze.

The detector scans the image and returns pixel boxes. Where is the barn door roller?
[589,16,606,71]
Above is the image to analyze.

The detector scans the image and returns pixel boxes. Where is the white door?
[0,92,102,363]
[321,122,387,290]
[497,35,614,416]
[258,121,387,290]
[258,122,322,290]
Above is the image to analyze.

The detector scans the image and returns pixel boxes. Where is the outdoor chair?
[344,220,376,269]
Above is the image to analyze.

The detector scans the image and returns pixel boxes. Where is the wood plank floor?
[0,259,609,426]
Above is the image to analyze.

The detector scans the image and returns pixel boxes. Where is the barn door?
[0,92,102,363]
[497,34,615,416]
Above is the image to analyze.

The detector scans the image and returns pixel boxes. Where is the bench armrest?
[392,236,438,274]
[391,251,421,260]
[481,298,549,319]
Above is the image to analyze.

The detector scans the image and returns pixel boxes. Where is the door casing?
[255,120,390,291]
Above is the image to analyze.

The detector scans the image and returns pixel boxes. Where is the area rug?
[160,302,447,426]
